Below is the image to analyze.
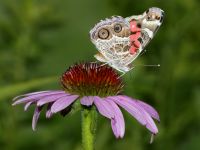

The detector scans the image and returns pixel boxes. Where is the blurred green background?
[0,0,200,150]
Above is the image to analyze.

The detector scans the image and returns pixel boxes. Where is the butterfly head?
[125,7,164,54]
[126,7,164,37]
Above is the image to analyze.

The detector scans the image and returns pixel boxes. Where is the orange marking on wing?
[129,21,141,55]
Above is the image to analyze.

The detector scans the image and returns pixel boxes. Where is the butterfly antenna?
[90,61,99,64]
[134,64,160,67]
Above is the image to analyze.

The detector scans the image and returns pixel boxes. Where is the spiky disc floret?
[61,62,123,97]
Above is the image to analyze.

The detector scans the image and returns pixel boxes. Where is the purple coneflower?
[12,62,159,144]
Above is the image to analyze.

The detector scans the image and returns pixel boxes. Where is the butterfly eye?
[147,13,160,21]
[114,24,122,33]
[156,16,161,20]
[98,28,109,39]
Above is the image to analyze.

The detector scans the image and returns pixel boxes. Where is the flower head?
[12,62,159,139]
[61,62,123,97]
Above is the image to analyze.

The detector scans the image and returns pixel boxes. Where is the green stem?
[81,107,97,150]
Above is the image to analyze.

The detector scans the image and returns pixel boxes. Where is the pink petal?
[19,91,60,97]
[118,96,158,134]
[32,106,43,131]
[106,99,125,138]
[109,96,146,125]
[140,106,158,134]
[46,103,53,118]
[94,96,114,119]
[12,91,65,105]
[80,96,94,106]
[24,101,33,111]
[37,93,69,106]
[13,91,51,101]
[136,100,160,121]
[13,90,64,101]
[51,95,79,113]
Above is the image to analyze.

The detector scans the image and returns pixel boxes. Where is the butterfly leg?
[128,67,134,72]
[117,65,133,78]
[100,62,108,67]
[118,65,136,78]
[90,61,99,63]
[118,72,126,78]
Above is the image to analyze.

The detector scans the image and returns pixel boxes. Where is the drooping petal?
[80,96,94,106]
[37,93,69,106]
[13,91,51,101]
[117,96,158,134]
[24,101,33,111]
[94,96,114,119]
[109,96,146,125]
[139,106,158,134]
[46,103,53,118]
[13,91,65,101]
[32,106,43,131]
[51,95,79,113]
[26,90,63,96]
[106,99,125,138]
[12,91,65,105]
[136,100,160,121]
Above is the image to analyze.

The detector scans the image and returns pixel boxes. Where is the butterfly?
[90,7,164,73]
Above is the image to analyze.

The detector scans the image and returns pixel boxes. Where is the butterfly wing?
[90,7,164,73]
[126,7,164,52]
